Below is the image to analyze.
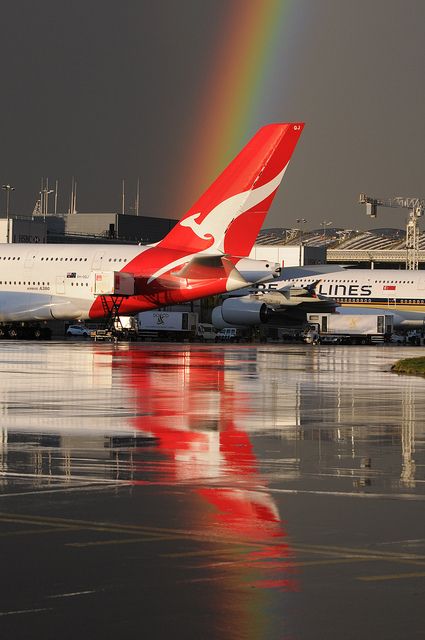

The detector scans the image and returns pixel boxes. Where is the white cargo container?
[137,311,198,341]
[304,313,393,344]
[94,271,134,296]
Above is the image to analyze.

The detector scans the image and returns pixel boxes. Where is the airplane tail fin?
[159,123,304,257]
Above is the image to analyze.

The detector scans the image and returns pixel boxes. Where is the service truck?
[196,323,217,341]
[136,311,198,341]
[303,313,394,345]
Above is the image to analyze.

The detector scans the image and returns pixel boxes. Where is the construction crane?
[359,193,425,269]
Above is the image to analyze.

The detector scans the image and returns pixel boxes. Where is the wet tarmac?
[0,341,423,639]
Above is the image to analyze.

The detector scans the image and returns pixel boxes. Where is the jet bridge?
[93,271,135,333]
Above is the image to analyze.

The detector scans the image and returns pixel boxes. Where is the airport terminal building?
[1,212,424,270]
[0,211,178,245]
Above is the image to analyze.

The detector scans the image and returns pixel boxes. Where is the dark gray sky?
[0,0,424,231]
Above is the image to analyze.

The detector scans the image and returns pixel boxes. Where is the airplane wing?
[266,299,338,325]
[259,285,337,323]
[172,254,277,285]
[213,286,337,328]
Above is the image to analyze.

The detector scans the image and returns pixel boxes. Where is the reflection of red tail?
[113,347,285,524]
[107,345,299,591]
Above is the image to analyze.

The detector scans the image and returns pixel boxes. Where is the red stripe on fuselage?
[88,247,238,318]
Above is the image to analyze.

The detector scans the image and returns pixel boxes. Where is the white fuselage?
[258,268,425,327]
[0,243,146,321]
[0,243,278,323]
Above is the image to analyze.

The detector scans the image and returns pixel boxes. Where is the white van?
[196,323,217,341]
[215,327,243,342]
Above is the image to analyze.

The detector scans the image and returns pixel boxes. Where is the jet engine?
[212,296,270,328]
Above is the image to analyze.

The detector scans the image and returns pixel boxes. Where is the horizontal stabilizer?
[171,254,249,289]
[172,254,229,278]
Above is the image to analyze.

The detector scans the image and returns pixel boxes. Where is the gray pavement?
[0,341,423,639]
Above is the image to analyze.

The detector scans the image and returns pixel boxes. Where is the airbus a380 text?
[0,123,304,324]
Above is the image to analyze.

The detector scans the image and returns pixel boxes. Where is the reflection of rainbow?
[175,0,295,214]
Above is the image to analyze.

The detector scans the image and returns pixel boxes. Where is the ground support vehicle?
[90,328,116,342]
[0,322,52,340]
[215,327,246,343]
[113,316,138,341]
[92,312,198,342]
[136,311,198,342]
[303,313,394,345]
[196,323,217,341]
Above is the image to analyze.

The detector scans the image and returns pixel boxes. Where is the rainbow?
[173,0,297,215]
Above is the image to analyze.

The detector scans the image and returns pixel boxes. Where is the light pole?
[2,184,15,244]
[40,188,54,220]
[296,218,308,265]
[321,219,332,241]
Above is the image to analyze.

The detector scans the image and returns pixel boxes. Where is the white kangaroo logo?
[179,165,287,251]
[148,165,287,283]
[180,212,212,240]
